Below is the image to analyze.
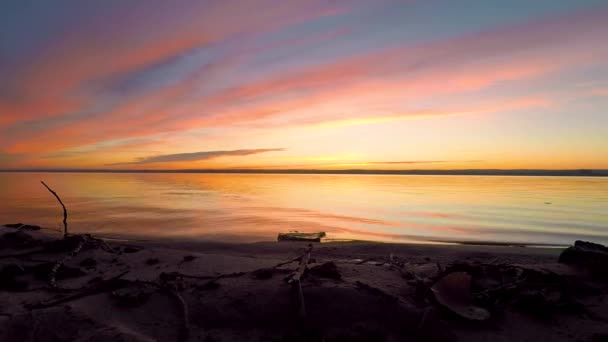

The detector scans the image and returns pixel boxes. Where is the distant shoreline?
[0,169,607,176]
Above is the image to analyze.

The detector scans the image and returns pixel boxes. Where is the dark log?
[278,232,325,242]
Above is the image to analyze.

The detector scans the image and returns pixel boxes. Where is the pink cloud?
[0,1,350,126]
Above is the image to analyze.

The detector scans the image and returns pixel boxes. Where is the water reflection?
[0,173,607,245]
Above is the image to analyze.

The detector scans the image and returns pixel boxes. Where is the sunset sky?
[1,0,607,170]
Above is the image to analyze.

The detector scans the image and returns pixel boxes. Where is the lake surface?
[1,173,607,246]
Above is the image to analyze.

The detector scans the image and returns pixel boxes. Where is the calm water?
[0,173,607,246]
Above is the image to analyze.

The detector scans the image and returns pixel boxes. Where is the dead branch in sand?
[165,284,190,342]
[49,236,86,288]
[273,254,306,268]
[162,271,246,282]
[27,271,129,309]
[41,181,68,238]
[286,244,313,319]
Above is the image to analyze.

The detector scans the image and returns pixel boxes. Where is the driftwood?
[49,236,86,288]
[273,254,306,269]
[278,232,325,242]
[27,271,129,309]
[41,181,68,238]
[162,271,246,282]
[165,284,190,342]
[3,223,41,231]
[153,273,191,342]
[286,244,313,318]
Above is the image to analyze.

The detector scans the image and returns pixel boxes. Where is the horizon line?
[0,168,606,177]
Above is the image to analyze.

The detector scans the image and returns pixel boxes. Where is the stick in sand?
[41,181,68,238]
[287,244,313,318]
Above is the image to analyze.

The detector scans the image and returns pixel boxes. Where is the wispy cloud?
[111,148,285,165]
[239,160,482,169]
[366,160,448,165]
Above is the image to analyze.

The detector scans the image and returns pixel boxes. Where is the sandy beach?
[1,225,607,342]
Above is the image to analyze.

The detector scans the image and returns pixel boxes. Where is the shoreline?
[29,225,572,250]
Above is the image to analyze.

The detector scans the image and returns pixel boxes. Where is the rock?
[0,231,38,249]
[182,255,196,262]
[80,258,97,268]
[309,261,341,280]
[559,240,608,278]
[123,246,141,254]
[145,258,160,265]
[431,272,490,321]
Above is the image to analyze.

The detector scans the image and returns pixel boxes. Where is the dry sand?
[1,227,607,342]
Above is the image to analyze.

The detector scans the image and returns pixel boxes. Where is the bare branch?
[41,181,68,238]
[287,244,313,318]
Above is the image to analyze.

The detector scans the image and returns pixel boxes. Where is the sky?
[1,0,607,170]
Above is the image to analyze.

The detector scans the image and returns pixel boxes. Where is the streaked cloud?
[366,161,448,165]
[113,148,285,165]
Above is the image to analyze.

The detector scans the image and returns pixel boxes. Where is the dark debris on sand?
[1,225,608,341]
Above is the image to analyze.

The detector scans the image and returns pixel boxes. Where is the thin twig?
[41,181,68,238]
[273,254,305,269]
[164,271,246,281]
